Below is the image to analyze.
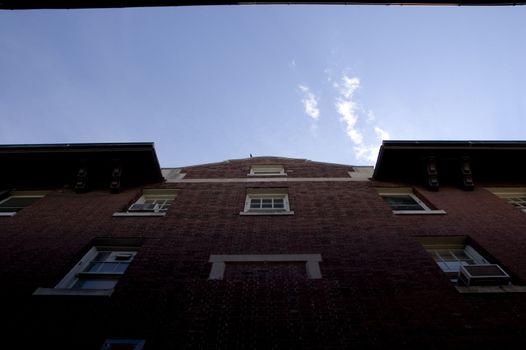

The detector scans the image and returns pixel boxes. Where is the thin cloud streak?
[374,127,390,141]
[336,99,362,144]
[334,73,390,163]
[299,85,320,120]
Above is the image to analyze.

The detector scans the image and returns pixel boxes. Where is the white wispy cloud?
[354,145,380,163]
[367,110,376,122]
[374,126,390,141]
[299,85,320,120]
[340,75,360,99]
[335,100,362,144]
[333,73,390,163]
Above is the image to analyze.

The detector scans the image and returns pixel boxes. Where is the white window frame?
[248,165,286,177]
[240,189,294,216]
[208,254,322,280]
[427,245,488,282]
[113,189,178,217]
[376,188,446,215]
[100,339,145,350]
[34,246,138,297]
[0,191,47,217]
[486,187,526,213]
[134,194,175,212]
[418,237,526,293]
[416,236,512,289]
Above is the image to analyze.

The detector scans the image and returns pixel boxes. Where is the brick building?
[2,141,526,349]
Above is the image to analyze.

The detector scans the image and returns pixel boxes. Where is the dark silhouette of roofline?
[373,140,526,190]
[1,1,525,10]
[0,142,163,192]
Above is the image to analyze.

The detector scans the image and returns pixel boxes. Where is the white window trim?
[419,237,515,291]
[486,187,526,213]
[113,190,177,217]
[428,244,488,277]
[247,165,287,177]
[34,246,138,297]
[208,254,322,280]
[378,191,446,215]
[0,191,47,217]
[113,211,166,217]
[240,192,294,216]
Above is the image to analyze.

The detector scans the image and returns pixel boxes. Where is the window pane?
[273,199,284,208]
[436,251,456,261]
[93,252,111,262]
[437,262,451,272]
[72,279,117,290]
[98,262,121,273]
[261,199,273,208]
[382,195,424,211]
[453,251,475,263]
[114,253,133,261]
[508,197,526,208]
[443,261,463,272]
[250,199,261,208]
[86,262,104,273]
[114,263,130,273]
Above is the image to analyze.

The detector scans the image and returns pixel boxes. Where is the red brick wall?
[181,156,354,178]
[2,157,526,349]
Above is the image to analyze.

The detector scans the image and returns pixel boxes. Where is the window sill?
[246,173,287,177]
[112,212,166,217]
[392,210,446,215]
[239,211,294,216]
[33,287,114,297]
[455,285,526,293]
[0,212,16,217]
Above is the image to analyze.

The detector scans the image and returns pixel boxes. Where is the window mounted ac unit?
[128,203,160,213]
[459,264,510,286]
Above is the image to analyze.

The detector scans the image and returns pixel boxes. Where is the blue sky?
[0,5,525,167]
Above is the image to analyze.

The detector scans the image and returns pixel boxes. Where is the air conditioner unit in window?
[459,264,510,286]
[128,203,160,213]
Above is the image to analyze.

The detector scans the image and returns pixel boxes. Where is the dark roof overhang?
[0,142,163,193]
[1,1,525,10]
[373,140,526,190]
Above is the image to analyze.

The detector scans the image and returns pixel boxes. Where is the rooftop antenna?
[250,154,253,158]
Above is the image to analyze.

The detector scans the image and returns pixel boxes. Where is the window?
[0,191,47,217]
[208,254,322,280]
[248,165,286,176]
[34,241,140,296]
[113,189,177,217]
[417,236,510,288]
[240,188,293,215]
[376,188,445,215]
[100,339,145,350]
[486,187,526,213]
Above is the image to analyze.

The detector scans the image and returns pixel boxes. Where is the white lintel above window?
[208,254,322,280]
[248,165,286,177]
